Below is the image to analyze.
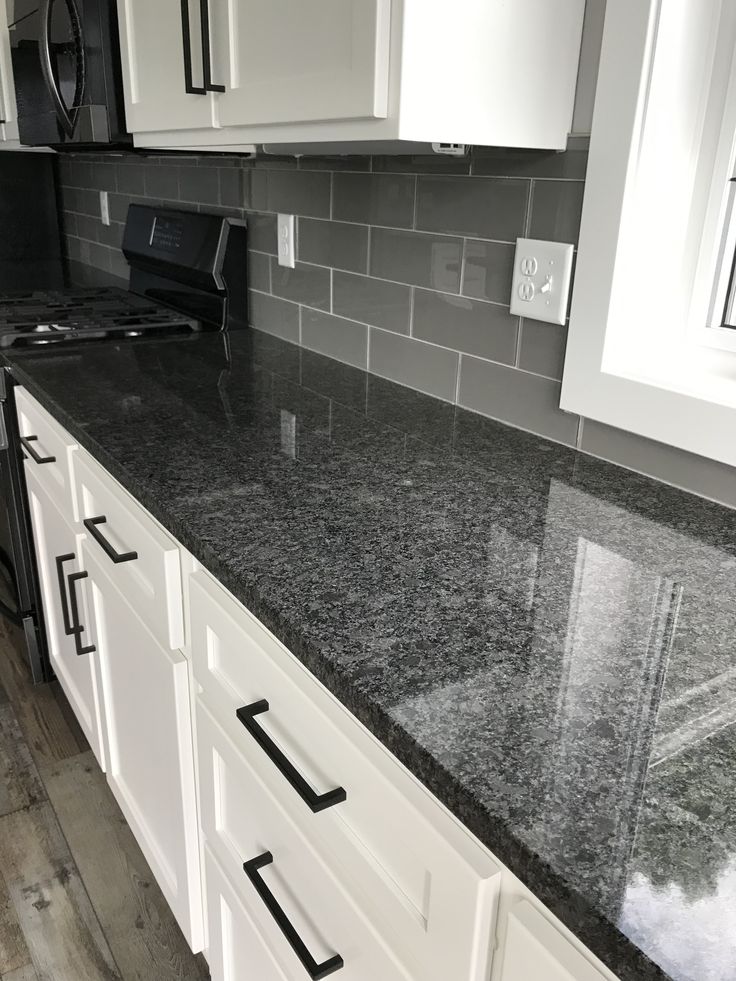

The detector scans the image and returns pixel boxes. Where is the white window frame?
[561,0,736,468]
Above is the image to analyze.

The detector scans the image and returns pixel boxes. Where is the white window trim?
[561,0,736,468]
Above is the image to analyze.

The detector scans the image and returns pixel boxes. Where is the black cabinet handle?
[67,571,95,656]
[83,516,138,564]
[243,852,344,980]
[180,0,206,94]
[236,700,346,813]
[55,553,76,636]
[200,0,225,92]
[20,436,56,465]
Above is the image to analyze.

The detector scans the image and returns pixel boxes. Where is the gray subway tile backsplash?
[416,175,528,241]
[369,227,462,292]
[413,289,518,365]
[333,271,411,334]
[301,308,368,369]
[57,145,736,505]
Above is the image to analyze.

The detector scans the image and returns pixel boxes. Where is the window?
[561,0,736,468]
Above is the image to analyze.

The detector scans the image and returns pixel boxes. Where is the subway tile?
[109,248,130,281]
[369,227,462,292]
[90,163,117,192]
[301,308,368,369]
[270,259,331,310]
[247,212,278,254]
[298,218,368,273]
[76,214,99,242]
[578,421,736,509]
[115,164,145,195]
[252,170,331,218]
[333,271,411,334]
[87,242,112,272]
[63,213,78,236]
[179,166,219,205]
[219,168,243,208]
[299,156,371,172]
[413,290,518,364]
[518,321,568,380]
[248,291,300,343]
[472,143,589,180]
[463,240,515,304]
[529,180,585,245]
[248,251,271,293]
[369,329,459,402]
[373,153,471,176]
[416,176,528,241]
[300,348,368,412]
[144,165,180,199]
[458,357,580,446]
[97,221,125,249]
[333,173,415,228]
[77,188,102,217]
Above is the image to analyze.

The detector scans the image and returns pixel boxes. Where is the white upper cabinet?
[210,0,390,128]
[122,0,586,151]
[116,0,217,133]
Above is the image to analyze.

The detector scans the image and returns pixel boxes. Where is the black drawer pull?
[55,553,76,636]
[243,852,344,980]
[21,435,56,465]
[236,700,346,813]
[83,516,138,564]
[67,571,95,656]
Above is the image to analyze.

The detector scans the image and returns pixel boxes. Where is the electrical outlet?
[99,190,110,226]
[277,213,295,268]
[510,238,574,325]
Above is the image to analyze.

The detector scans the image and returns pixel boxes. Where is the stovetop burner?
[0,287,202,347]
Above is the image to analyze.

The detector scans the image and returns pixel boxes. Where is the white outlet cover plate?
[277,213,295,268]
[510,238,574,326]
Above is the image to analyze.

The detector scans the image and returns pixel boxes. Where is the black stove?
[0,205,249,349]
[0,288,200,347]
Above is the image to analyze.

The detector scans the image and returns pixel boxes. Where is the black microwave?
[8,0,129,147]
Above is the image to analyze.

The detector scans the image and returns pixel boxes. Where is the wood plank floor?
[0,620,210,981]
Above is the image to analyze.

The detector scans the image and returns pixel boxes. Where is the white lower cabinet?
[497,902,609,981]
[80,537,203,951]
[24,464,106,768]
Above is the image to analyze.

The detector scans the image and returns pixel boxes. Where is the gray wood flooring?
[0,619,210,981]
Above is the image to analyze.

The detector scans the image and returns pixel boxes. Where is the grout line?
[412,175,419,230]
[576,415,585,450]
[366,225,372,274]
[458,238,468,296]
[514,318,524,368]
[454,353,463,404]
[408,286,415,337]
[524,180,534,237]
[329,268,334,314]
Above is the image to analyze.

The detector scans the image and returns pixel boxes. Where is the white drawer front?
[73,448,184,650]
[198,702,410,981]
[499,902,610,981]
[190,569,500,981]
[16,387,77,513]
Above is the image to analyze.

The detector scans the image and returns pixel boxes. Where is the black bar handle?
[236,701,346,813]
[54,553,76,636]
[67,571,95,656]
[200,0,225,92]
[243,852,344,980]
[83,517,138,564]
[20,436,56,465]
[181,0,206,94]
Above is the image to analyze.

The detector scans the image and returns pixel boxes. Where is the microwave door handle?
[39,0,86,138]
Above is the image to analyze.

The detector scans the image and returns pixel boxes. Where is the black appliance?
[0,152,64,290]
[8,0,128,147]
[0,204,248,681]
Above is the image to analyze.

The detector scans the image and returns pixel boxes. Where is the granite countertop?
[5,330,736,981]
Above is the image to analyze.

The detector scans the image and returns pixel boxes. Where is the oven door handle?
[39,0,86,138]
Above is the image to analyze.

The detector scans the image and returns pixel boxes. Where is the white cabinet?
[121,0,586,151]
[0,0,19,143]
[80,536,203,951]
[497,902,610,981]
[24,465,106,769]
[210,0,390,128]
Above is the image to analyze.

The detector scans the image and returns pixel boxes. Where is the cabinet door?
[81,539,203,951]
[0,0,19,141]
[24,465,106,767]
[211,0,391,128]
[115,0,215,133]
[498,902,609,981]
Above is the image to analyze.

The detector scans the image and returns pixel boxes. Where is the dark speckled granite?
[5,331,736,981]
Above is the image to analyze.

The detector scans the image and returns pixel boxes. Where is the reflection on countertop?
[5,329,736,981]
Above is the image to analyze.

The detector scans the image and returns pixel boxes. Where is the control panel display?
[149,215,185,253]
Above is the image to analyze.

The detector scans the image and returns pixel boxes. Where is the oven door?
[9,0,110,145]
